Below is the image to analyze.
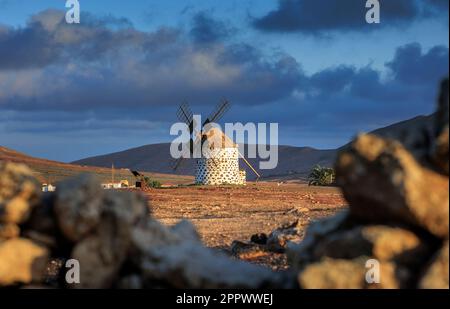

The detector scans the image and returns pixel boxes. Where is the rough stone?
[250,233,268,245]
[71,235,119,288]
[419,241,449,289]
[432,126,449,175]
[335,134,449,238]
[266,221,302,253]
[69,190,149,288]
[312,225,431,267]
[54,174,105,242]
[22,231,57,248]
[131,219,286,288]
[231,240,267,259]
[298,257,406,289]
[435,79,449,137]
[0,223,20,239]
[431,78,449,175]
[25,195,58,235]
[0,162,41,224]
[298,258,365,289]
[288,211,352,267]
[0,238,49,286]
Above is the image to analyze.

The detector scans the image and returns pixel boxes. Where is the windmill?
[173,100,260,185]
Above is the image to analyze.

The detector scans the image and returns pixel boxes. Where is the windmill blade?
[173,137,195,171]
[177,102,195,134]
[131,170,142,177]
[173,157,184,171]
[238,151,261,180]
[176,103,191,124]
[203,99,230,126]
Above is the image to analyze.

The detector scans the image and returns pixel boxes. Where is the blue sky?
[0,0,448,162]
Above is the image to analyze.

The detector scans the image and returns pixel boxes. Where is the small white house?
[101,183,121,189]
[42,183,56,192]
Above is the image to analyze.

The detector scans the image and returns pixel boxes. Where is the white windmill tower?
[173,100,260,185]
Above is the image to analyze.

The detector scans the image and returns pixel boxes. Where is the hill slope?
[73,144,337,181]
[0,146,193,185]
[339,114,435,150]
[73,114,434,181]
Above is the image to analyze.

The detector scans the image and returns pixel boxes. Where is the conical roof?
[201,127,237,149]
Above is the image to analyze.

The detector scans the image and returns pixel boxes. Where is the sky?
[0,0,448,162]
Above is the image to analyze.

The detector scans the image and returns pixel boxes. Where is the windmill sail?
[203,99,230,126]
[173,99,249,185]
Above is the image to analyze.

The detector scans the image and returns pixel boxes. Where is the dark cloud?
[386,42,449,84]
[304,43,448,106]
[0,10,151,69]
[0,10,303,112]
[252,0,442,34]
[309,65,356,94]
[0,10,446,117]
[189,11,235,43]
[0,9,448,161]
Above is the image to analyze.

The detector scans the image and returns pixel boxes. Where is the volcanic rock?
[266,221,302,253]
[0,223,20,239]
[419,241,449,289]
[250,233,268,245]
[68,187,149,288]
[231,240,267,259]
[54,174,105,242]
[311,225,432,267]
[431,79,449,175]
[335,134,449,238]
[0,162,41,224]
[298,257,406,289]
[131,220,286,288]
[0,238,49,286]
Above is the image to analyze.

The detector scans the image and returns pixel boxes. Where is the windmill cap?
[201,127,237,149]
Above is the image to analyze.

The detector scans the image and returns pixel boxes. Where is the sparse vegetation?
[308,165,335,186]
[144,176,162,188]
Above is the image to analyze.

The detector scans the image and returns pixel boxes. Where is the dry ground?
[145,182,347,270]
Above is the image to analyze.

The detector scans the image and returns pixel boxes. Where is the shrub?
[308,165,335,186]
[143,176,162,188]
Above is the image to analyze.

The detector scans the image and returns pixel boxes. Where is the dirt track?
[147,182,347,250]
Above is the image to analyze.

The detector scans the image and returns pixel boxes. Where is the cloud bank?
[253,0,447,34]
[0,7,448,161]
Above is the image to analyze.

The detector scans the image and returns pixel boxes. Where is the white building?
[101,183,123,189]
[42,183,56,192]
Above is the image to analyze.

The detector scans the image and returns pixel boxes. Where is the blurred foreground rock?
[0,238,49,286]
[419,241,449,289]
[288,78,449,289]
[336,134,448,238]
[0,162,40,227]
[0,165,286,289]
